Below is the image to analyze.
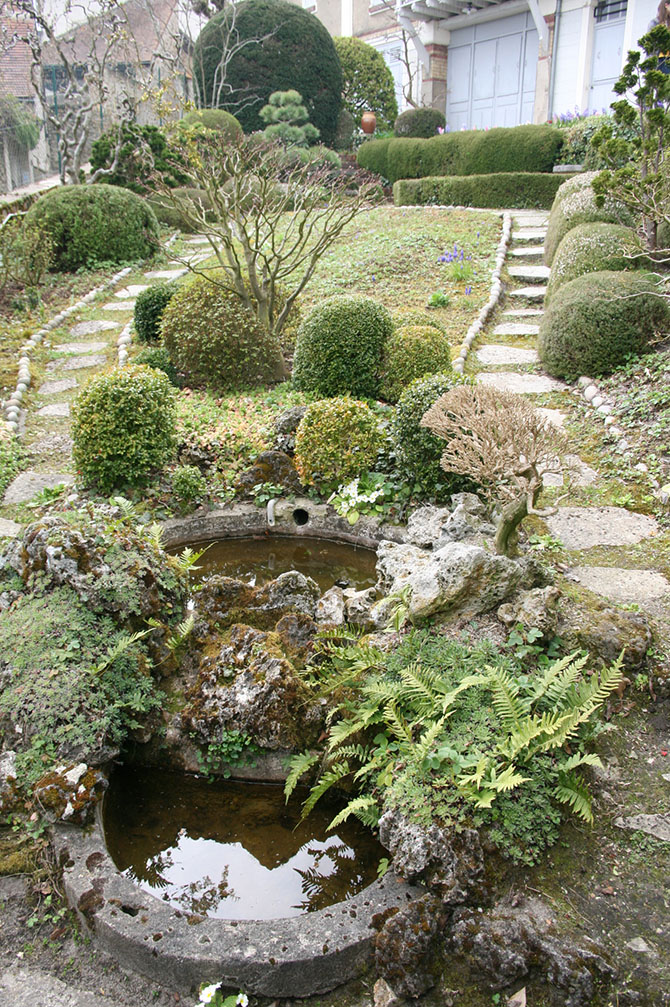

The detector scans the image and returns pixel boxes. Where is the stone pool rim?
[56,816,423,997]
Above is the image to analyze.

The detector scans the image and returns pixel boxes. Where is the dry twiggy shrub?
[421,385,565,555]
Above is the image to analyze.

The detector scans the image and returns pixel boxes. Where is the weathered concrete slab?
[476,345,539,366]
[508,265,551,280]
[144,268,187,280]
[184,235,210,245]
[477,371,564,394]
[503,307,543,317]
[537,407,566,428]
[543,454,597,488]
[101,300,136,311]
[492,322,541,337]
[115,284,149,298]
[3,470,74,505]
[571,566,670,603]
[56,341,107,354]
[0,517,22,537]
[37,402,70,418]
[47,353,107,372]
[30,433,73,456]
[37,378,77,396]
[69,320,119,337]
[615,814,670,842]
[510,245,544,257]
[507,286,547,300]
[545,506,659,550]
[512,228,547,241]
[0,967,111,1007]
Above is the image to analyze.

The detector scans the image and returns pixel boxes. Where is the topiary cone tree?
[193,0,342,147]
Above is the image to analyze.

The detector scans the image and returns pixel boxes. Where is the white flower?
[200,983,222,1004]
[236,995,249,1007]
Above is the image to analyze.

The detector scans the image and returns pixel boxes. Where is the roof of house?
[0,15,36,99]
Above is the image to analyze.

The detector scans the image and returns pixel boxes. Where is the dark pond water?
[186,536,378,592]
[102,767,385,920]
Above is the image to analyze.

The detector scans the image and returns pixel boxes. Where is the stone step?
[144,268,188,280]
[102,300,136,311]
[511,213,549,226]
[37,378,77,396]
[510,245,544,257]
[507,286,547,300]
[69,320,120,338]
[508,264,551,281]
[569,565,670,603]
[545,506,659,551]
[503,307,544,317]
[512,228,547,242]
[476,345,539,366]
[537,407,566,427]
[3,471,74,506]
[477,371,565,394]
[55,341,108,355]
[46,353,107,373]
[493,321,540,337]
[116,284,149,298]
[184,236,210,245]
[37,402,70,418]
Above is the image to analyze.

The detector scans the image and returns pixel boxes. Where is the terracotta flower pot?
[361,111,376,135]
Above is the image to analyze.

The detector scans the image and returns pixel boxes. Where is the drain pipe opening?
[293,507,309,526]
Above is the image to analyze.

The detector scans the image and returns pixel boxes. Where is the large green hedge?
[538,270,670,380]
[394,173,569,210]
[193,0,342,146]
[25,184,160,271]
[357,125,564,183]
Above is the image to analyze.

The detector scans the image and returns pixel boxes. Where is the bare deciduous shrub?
[421,385,564,556]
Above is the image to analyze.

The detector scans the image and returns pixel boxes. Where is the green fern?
[92,629,151,676]
[284,751,318,801]
[554,771,594,822]
[328,795,378,830]
[487,666,527,731]
[301,761,352,819]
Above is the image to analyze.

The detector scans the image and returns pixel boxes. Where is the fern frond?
[413,716,447,764]
[398,663,441,706]
[328,795,378,830]
[92,629,151,675]
[574,656,624,711]
[383,701,413,745]
[486,666,527,731]
[439,673,487,715]
[301,761,351,819]
[327,706,383,752]
[529,652,586,708]
[284,751,318,801]
[488,763,529,792]
[166,614,195,653]
[554,772,594,823]
[558,752,602,773]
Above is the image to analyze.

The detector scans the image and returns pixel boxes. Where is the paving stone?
[512,215,549,227]
[537,407,566,428]
[476,345,539,366]
[102,300,136,311]
[615,813,670,842]
[507,285,547,300]
[503,307,543,316]
[545,506,659,550]
[0,517,22,537]
[492,322,541,337]
[3,470,74,505]
[570,566,670,603]
[543,455,598,488]
[47,353,107,373]
[510,245,544,257]
[144,268,187,280]
[37,378,77,396]
[508,264,551,280]
[477,371,564,394]
[512,228,547,241]
[69,320,120,337]
[184,235,210,245]
[55,341,107,354]
[37,402,70,418]
[30,433,73,456]
[115,284,149,298]
[0,966,112,1007]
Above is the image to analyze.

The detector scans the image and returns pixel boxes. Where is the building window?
[594,0,627,23]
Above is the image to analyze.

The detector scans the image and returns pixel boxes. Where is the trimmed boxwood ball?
[193,0,342,147]
[539,270,670,380]
[292,296,393,399]
[24,184,160,271]
[391,372,471,501]
[134,283,175,344]
[379,325,452,404]
[294,396,383,492]
[391,310,447,335]
[394,107,445,138]
[180,108,243,142]
[546,223,647,303]
[160,274,287,392]
[544,176,634,266]
[72,365,176,493]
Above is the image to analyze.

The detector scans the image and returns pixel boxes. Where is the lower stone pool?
[102,766,386,921]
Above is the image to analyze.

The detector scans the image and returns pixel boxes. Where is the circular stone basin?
[184,535,378,592]
[102,767,385,921]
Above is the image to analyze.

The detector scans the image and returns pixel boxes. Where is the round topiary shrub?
[292,296,393,399]
[294,396,383,492]
[134,283,175,344]
[134,345,181,387]
[24,184,160,271]
[544,175,634,266]
[72,365,176,492]
[181,108,243,142]
[539,270,670,380]
[379,324,452,404]
[391,310,447,335]
[160,274,287,392]
[193,0,342,147]
[394,107,446,138]
[333,36,398,132]
[546,222,647,303]
[391,372,472,501]
[148,187,215,233]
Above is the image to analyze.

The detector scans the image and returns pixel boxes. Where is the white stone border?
[453,211,512,374]
[576,376,626,444]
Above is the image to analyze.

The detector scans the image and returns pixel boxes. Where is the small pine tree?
[259,90,320,148]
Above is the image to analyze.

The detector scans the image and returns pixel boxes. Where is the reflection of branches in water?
[293,841,365,913]
[126,848,176,889]
[169,867,237,915]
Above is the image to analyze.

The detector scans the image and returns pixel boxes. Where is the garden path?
[470,208,670,609]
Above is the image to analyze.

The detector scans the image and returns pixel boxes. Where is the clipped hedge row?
[394,173,570,210]
[357,125,563,183]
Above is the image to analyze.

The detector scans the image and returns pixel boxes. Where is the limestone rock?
[372,977,406,1007]
[449,895,614,1006]
[343,586,380,627]
[374,893,446,997]
[557,597,652,670]
[196,571,320,631]
[0,750,17,811]
[251,571,320,621]
[378,809,483,905]
[498,586,561,638]
[316,585,345,625]
[406,505,452,549]
[235,450,303,495]
[615,813,670,842]
[274,405,308,454]
[33,762,107,825]
[275,612,317,666]
[183,624,322,750]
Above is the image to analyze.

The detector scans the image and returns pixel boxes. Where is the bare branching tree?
[155,131,380,342]
[421,385,566,556]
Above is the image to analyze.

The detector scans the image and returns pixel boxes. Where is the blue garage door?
[447,12,538,130]
[589,0,627,113]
